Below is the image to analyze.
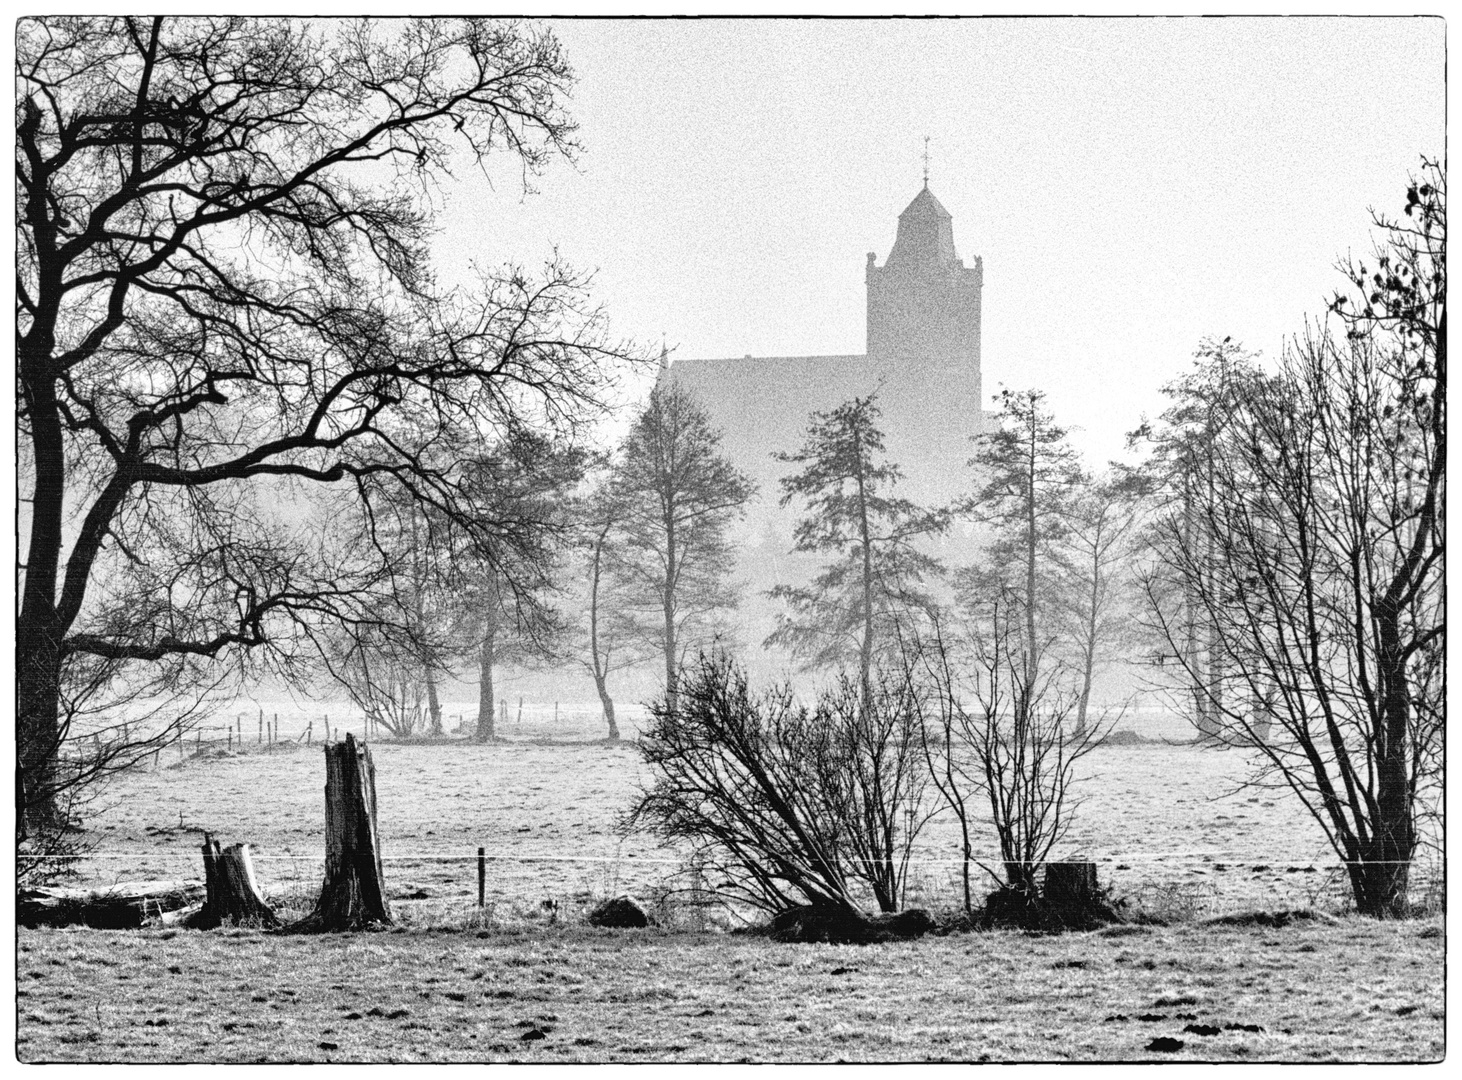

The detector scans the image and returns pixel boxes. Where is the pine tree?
[963,388,1082,701]
[766,395,948,706]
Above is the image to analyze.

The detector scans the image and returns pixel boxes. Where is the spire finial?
[922,136,930,189]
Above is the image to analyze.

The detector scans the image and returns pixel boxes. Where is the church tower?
[864,183,984,500]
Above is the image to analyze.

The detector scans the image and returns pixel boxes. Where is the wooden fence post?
[478,847,486,909]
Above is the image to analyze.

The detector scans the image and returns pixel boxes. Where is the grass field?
[17,710,1446,1063]
[17,919,1444,1062]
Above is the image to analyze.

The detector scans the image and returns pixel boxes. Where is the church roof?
[884,183,960,270]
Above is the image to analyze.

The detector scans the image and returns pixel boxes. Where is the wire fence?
[25,847,1444,923]
[63,700,645,758]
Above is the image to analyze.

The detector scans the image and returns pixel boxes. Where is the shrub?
[626,653,929,914]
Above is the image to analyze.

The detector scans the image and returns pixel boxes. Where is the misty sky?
[435,17,1444,466]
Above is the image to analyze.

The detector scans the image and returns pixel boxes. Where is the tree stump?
[292,733,393,931]
[1042,860,1121,929]
[185,833,279,929]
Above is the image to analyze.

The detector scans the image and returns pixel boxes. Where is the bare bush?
[627,652,930,915]
[914,606,1112,900]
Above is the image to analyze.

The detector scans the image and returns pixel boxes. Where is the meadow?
[17,704,1445,1063]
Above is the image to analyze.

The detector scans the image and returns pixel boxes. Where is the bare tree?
[766,394,948,709]
[16,17,629,838]
[1146,163,1444,916]
[457,431,588,742]
[1125,339,1265,739]
[944,596,1111,896]
[612,381,755,709]
[573,474,649,740]
[1052,471,1144,734]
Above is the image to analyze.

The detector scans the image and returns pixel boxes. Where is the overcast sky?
[433,16,1445,465]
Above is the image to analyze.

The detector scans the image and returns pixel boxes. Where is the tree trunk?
[594,674,619,741]
[663,530,678,713]
[186,834,279,929]
[1352,607,1416,917]
[1025,434,1039,700]
[588,527,619,740]
[1075,541,1101,736]
[425,666,443,736]
[292,734,393,931]
[854,432,875,715]
[17,630,63,841]
[18,346,67,842]
[476,615,497,742]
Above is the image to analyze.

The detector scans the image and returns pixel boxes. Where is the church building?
[668,182,991,515]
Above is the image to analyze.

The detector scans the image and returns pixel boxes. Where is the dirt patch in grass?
[16,917,1443,1063]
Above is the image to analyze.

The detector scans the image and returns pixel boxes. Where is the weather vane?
[922,136,930,188]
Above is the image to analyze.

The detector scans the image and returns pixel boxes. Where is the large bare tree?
[611,380,754,710]
[16,17,628,839]
[1146,164,1444,916]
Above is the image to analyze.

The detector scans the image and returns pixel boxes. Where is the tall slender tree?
[766,394,948,708]
[612,380,755,709]
[1125,339,1265,738]
[1051,472,1143,733]
[963,388,1082,702]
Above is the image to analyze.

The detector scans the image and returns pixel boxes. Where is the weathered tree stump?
[184,833,279,929]
[1042,860,1122,929]
[291,734,393,931]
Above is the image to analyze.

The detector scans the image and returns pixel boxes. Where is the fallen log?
[19,880,205,929]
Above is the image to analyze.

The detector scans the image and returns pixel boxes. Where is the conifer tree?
[963,388,1082,701]
[766,395,948,707]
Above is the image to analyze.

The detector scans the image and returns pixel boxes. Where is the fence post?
[228,726,232,751]
[258,709,263,744]
[307,720,313,746]
[478,847,486,909]
[273,713,278,746]
[516,697,523,725]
